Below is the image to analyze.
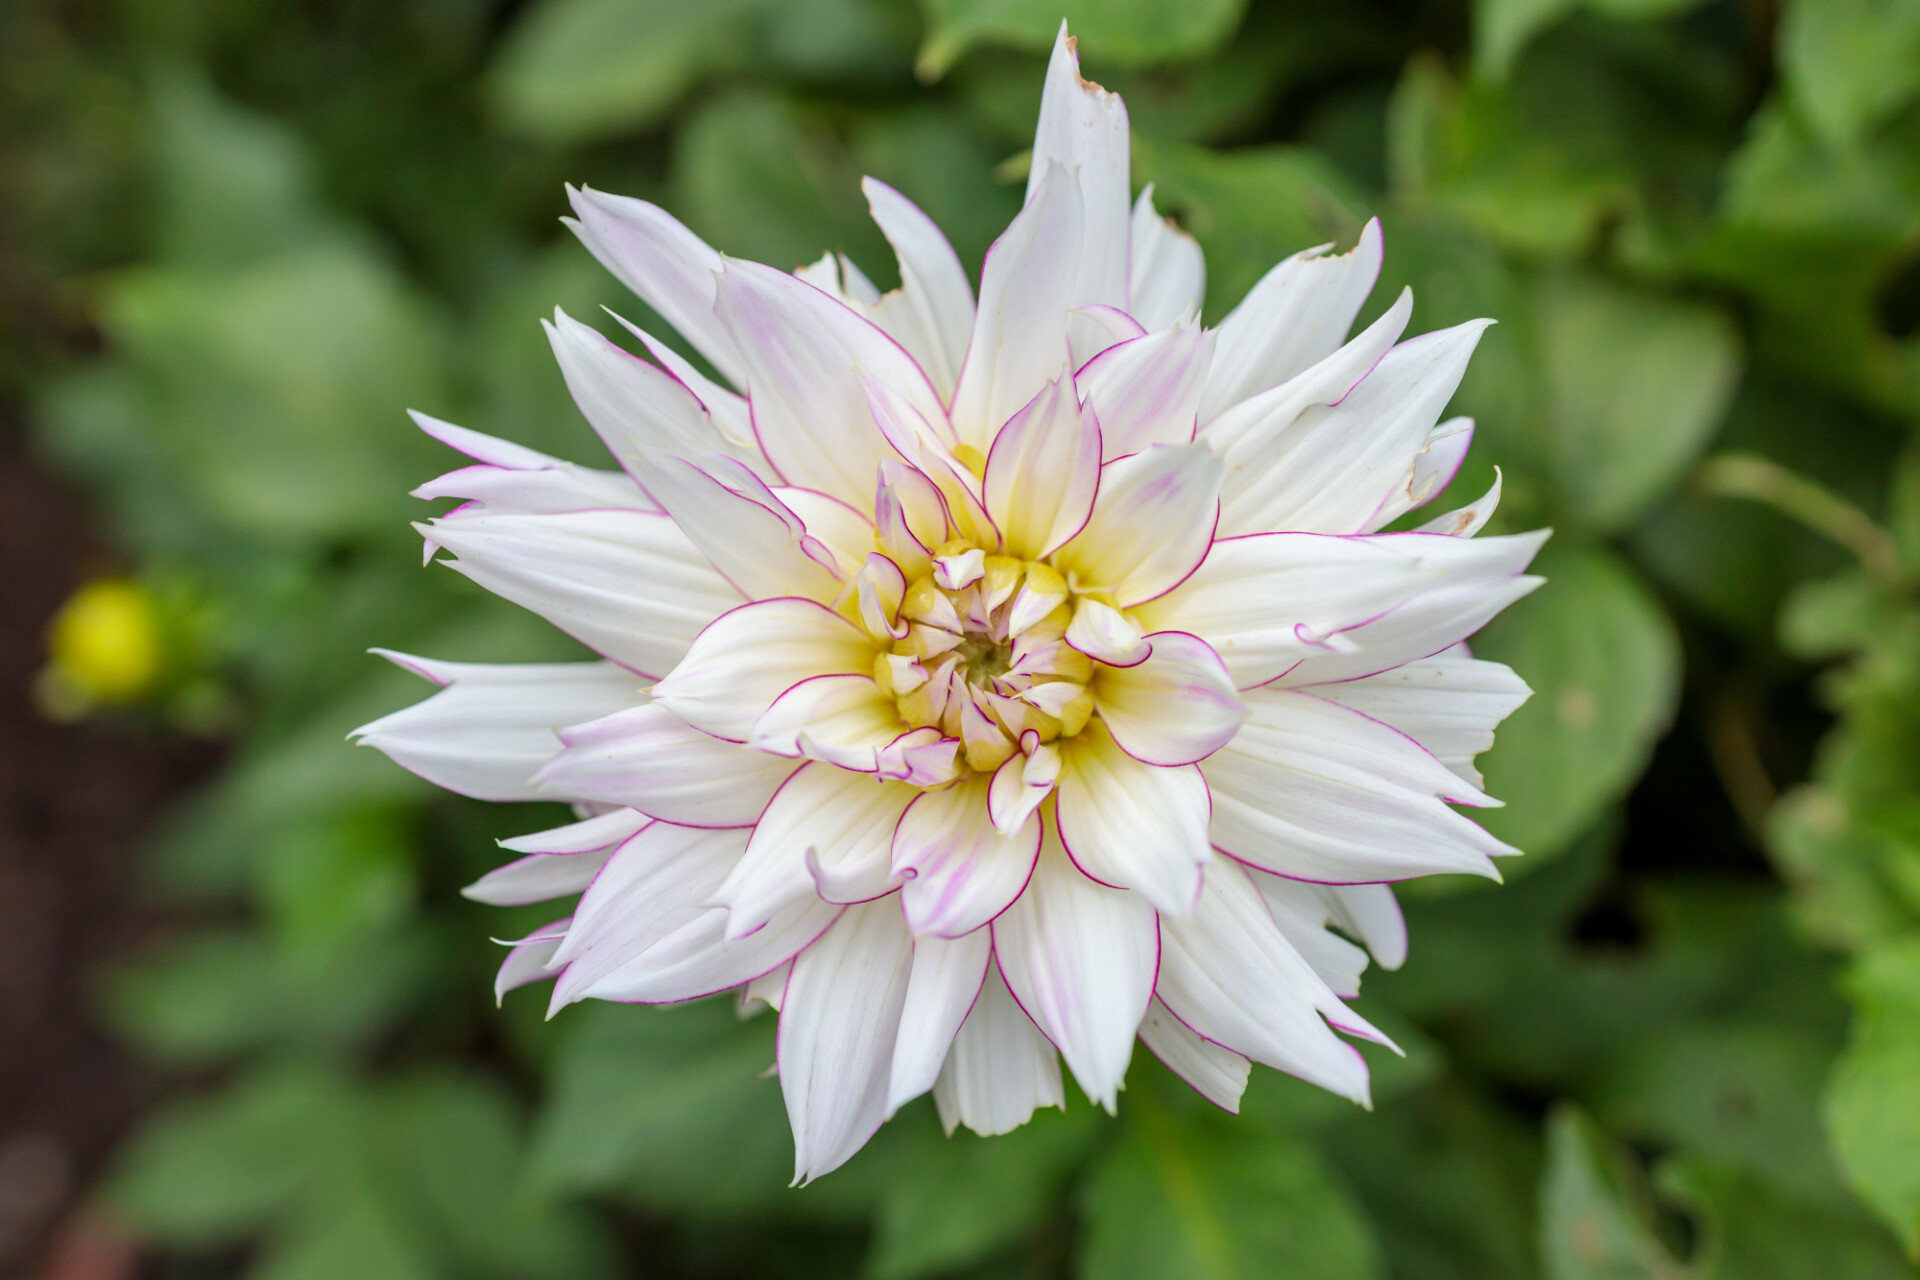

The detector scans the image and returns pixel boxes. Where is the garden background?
[4,0,1920,1275]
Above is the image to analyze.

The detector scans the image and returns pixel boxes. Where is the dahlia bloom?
[355,27,1544,1181]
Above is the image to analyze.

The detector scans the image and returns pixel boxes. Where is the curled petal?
[984,373,1102,560]
[1053,444,1222,607]
[1093,631,1247,766]
[751,674,907,772]
[653,599,876,742]
[894,775,1043,938]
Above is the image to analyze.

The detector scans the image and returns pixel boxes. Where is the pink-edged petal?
[713,258,949,508]
[419,508,741,679]
[716,763,916,939]
[987,739,1061,836]
[1053,720,1211,916]
[565,186,745,387]
[877,726,965,787]
[1027,23,1130,364]
[1247,872,1373,999]
[775,487,877,579]
[894,775,1043,939]
[1363,416,1474,533]
[992,821,1157,1112]
[1053,444,1222,607]
[652,598,876,742]
[1075,320,1214,462]
[609,312,755,447]
[463,849,614,907]
[533,703,796,827]
[949,160,1084,453]
[629,452,843,603]
[1416,468,1503,537]
[887,929,993,1115]
[498,807,652,856]
[1202,688,1514,884]
[495,923,569,1004]
[351,656,642,802]
[542,310,762,475]
[866,375,998,547]
[933,959,1065,1137]
[861,178,977,402]
[1138,996,1249,1113]
[1268,530,1549,687]
[1309,652,1531,792]
[1199,217,1383,423]
[1216,315,1493,537]
[983,373,1101,560]
[1064,599,1150,666]
[778,899,917,1182]
[410,412,655,517]
[750,674,907,772]
[552,824,843,1009]
[1094,631,1247,766]
[1320,882,1407,970]
[1156,860,1378,1105]
[1128,185,1206,333]
[1133,532,1428,689]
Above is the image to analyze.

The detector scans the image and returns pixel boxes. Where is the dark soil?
[0,423,216,1278]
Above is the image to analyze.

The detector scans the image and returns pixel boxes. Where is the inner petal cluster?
[878,546,1095,775]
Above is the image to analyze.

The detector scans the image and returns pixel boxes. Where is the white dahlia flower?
[355,26,1545,1181]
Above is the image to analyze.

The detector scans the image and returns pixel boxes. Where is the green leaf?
[1537,1105,1688,1280]
[915,0,1247,79]
[1657,1156,1917,1280]
[866,1103,1099,1279]
[1825,934,1920,1257]
[1779,0,1920,146]
[249,1196,436,1280]
[106,1064,356,1246]
[487,0,762,143]
[1536,276,1741,531]
[1472,543,1683,861]
[1078,1095,1379,1280]
[1472,0,1706,81]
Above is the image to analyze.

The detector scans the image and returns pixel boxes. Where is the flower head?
[355,25,1545,1181]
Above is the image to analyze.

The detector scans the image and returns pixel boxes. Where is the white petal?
[1250,872,1372,999]
[1075,320,1214,462]
[411,413,655,518]
[1053,444,1223,607]
[717,764,916,939]
[1064,599,1150,666]
[499,807,652,855]
[1199,218,1383,423]
[949,160,1084,453]
[609,312,755,448]
[983,373,1101,559]
[1027,24,1130,364]
[1128,185,1206,333]
[1138,997,1248,1113]
[1053,721,1211,916]
[1416,467,1503,538]
[534,703,796,826]
[1217,316,1493,536]
[352,656,642,801]
[420,508,741,679]
[542,310,762,475]
[750,674,906,772]
[887,929,993,1115]
[713,258,949,509]
[779,899,916,1182]
[1310,654,1532,791]
[495,924,568,1004]
[1319,883,1407,970]
[1361,416,1474,533]
[552,824,841,1007]
[566,186,744,388]
[652,598,876,741]
[629,452,843,603]
[1133,532,1427,688]
[774,487,877,579]
[893,776,1043,938]
[933,959,1064,1137]
[1269,530,1549,687]
[992,823,1157,1111]
[1202,688,1513,884]
[987,741,1061,836]
[463,848,614,907]
[1156,860,1376,1104]
[741,961,791,1013]
[861,178,977,402]
[1094,631,1247,766]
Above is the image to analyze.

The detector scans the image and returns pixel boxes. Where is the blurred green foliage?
[4,0,1920,1275]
